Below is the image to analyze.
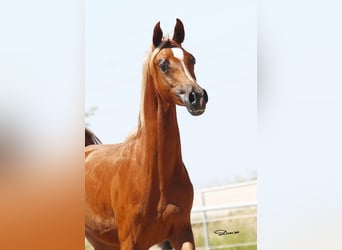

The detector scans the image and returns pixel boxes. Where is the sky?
[85,0,257,188]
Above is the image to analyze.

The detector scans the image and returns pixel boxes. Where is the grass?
[192,208,257,250]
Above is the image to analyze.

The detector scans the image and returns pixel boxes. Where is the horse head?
[150,18,208,116]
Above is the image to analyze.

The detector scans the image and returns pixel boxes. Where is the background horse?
[85,19,208,249]
[85,127,101,146]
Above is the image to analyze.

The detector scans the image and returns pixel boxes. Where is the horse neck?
[136,68,183,186]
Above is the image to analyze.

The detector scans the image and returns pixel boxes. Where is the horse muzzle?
[184,88,208,116]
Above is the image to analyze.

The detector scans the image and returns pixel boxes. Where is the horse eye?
[158,59,169,73]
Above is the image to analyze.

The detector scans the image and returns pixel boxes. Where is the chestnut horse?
[85,19,208,250]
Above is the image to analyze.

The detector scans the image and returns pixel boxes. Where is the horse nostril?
[203,89,208,104]
[189,91,196,104]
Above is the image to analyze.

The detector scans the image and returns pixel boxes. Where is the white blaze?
[171,48,195,82]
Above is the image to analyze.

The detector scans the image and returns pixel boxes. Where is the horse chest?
[85,208,116,234]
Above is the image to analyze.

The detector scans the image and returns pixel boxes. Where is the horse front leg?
[169,223,195,250]
[117,228,139,250]
[116,222,149,250]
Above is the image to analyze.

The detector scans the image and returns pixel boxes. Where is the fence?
[191,181,257,250]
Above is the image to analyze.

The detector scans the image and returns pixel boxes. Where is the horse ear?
[172,18,185,44]
[153,21,163,48]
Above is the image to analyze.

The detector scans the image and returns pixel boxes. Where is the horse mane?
[125,39,178,141]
